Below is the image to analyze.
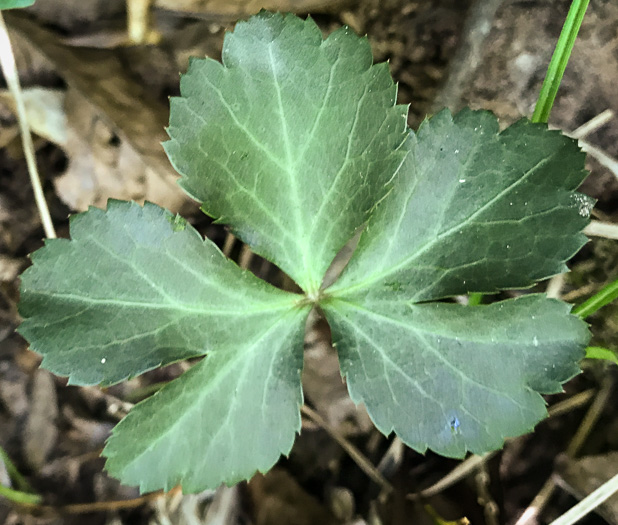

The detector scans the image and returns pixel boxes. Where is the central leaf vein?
[266,43,310,289]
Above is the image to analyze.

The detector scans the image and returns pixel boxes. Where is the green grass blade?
[585,346,618,365]
[0,485,42,505]
[467,293,484,306]
[573,278,618,319]
[0,446,35,493]
[532,0,590,124]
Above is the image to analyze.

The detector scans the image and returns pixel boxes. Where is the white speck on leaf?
[101,358,106,364]
[572,194,593,217]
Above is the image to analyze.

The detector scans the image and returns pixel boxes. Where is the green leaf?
[104,307,307,492]
[0,0,35,9]
[329,109,593,301]
[16,11,595,493]
[322,108,592,456]
[323,294,588,457]
[164,11,408,293]
[585,346,618,365]
[19,200,306,387]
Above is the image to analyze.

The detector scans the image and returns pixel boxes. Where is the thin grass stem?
[0,484,42,505]
[531,0,590,124]
[0,446,35,493]
[573,278,618,319]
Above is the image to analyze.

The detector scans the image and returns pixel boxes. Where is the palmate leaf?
[325,109,592,456]
[323,295,587,457]
[328,109,593,301]
[19,200,307,387]
[164,11,408,293]
[104,307,307,492]
[19,201,311,490]
[18,11,594,493]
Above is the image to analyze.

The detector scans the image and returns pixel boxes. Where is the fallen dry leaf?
[54,88,183,211]
[5,12,191,213]
[0,87,67,147]
[23,370,58,471]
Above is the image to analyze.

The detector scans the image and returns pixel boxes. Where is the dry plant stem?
[562,109,618,183]
[475,463,500,525]
[222,232,236,257]
[546,273,566,300]
[15,488,169,517]
[377,436,405,478]
[0,12,55,239]
[548,389,595,418]
[565,378,613,457]
[570,109,614,139]
[549,472,618,525]
[431,0,506,112]
[239,243,254,270]
[584,221,618,240]
[127,0,152,44]
[514,379,613,525]
[300,405,393,493]
[412,389,595,500]
[576,139,618,180]
[414,453,496,500]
